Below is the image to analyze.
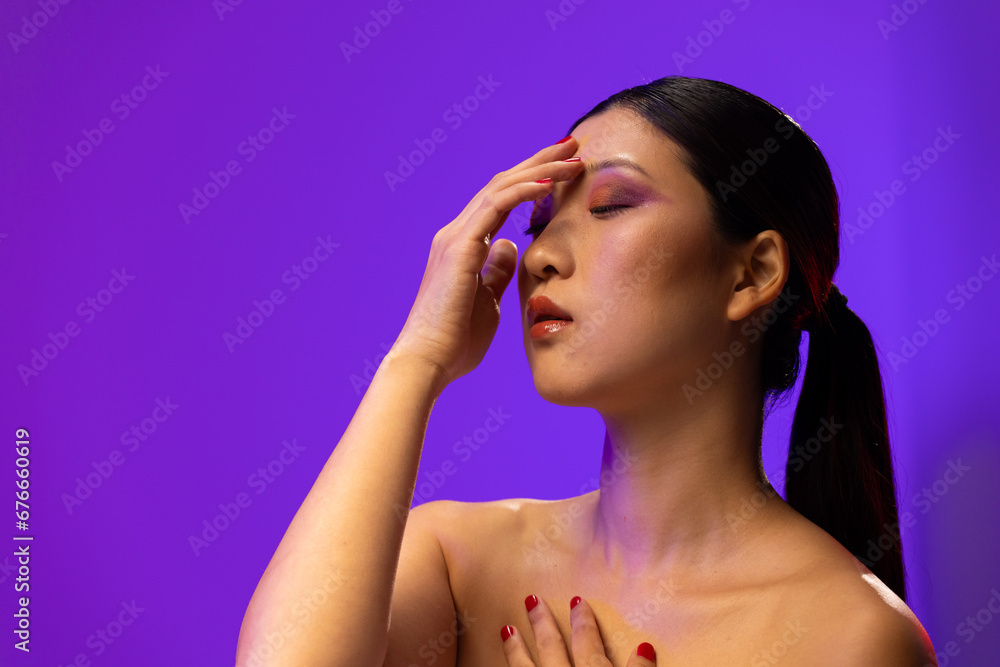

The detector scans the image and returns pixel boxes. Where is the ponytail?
[784,284,906,601]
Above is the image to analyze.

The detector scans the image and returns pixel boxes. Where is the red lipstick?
[527,295,573,340]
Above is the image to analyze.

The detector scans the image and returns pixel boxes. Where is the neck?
[586,378,784,580]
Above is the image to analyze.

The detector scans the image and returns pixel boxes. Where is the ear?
[725,230,790,323]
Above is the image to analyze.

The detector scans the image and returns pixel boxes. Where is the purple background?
[2,0,998,664]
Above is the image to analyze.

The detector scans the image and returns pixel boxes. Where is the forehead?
[565,108,689,186]
[572,108,651,153]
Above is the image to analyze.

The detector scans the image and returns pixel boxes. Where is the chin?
[535,384,592,408]
[529,367,598,408]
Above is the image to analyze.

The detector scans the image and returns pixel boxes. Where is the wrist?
[377,346,449,399]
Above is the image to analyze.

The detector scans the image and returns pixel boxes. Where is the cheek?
[583,236,674,344]
[587,223,686,306]
[583,224,716,348]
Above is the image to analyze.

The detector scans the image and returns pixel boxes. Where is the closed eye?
[523,205,631,239]
[590,204,630,216]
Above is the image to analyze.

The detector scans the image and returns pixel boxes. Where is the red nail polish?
[525,594,539,612]
[637,642,656,660]
[570,596,581,609]
[535,178,552,184]
[556,135,573,144]
[562,157,581,163]
[501,625,514,642]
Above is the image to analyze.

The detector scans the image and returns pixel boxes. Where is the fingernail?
[556,135,573,144]
[570,596,582,609]
[524,594,539,612]
[501,625,514,642]
[637,642,656,660]
[534,178,552,184]
[562,157,581,163]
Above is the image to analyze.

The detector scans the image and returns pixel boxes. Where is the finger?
[625,641,657,667]
[568,597,612,667]
[504,135,579,176]
[524,595,572,667]
[500,624,538,667]
[480,238,518,301]
[476,162,582,245]
[451,137,579,232]
[469,144,586,243]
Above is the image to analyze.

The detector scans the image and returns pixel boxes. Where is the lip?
[529,319,573,339]
[527,295,573,340]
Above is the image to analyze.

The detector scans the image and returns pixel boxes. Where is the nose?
[521,234,561,281]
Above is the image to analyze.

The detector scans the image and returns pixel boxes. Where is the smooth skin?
[236,109,937,666]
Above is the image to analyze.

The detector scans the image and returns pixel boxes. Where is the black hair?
[565,76,905,601]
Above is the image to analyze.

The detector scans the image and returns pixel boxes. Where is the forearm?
[237,351,444,666]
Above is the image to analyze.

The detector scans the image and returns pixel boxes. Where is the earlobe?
[725,230,790,323]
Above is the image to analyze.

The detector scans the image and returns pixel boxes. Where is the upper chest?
[437,501,833,667]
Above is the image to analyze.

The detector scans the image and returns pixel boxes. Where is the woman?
[236,76,937,666]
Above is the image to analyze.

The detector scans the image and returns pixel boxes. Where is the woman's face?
[517,108,740,412]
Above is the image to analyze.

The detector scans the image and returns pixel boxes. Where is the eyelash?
[522,205,630,238]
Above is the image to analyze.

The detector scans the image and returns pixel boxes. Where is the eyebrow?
[584,157,651,179]
[534,157,656,220]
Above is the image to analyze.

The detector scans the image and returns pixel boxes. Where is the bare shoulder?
[807,569,935,665]
[410,495,543,523]
[775,520,937,666]
[410,496,558,549]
